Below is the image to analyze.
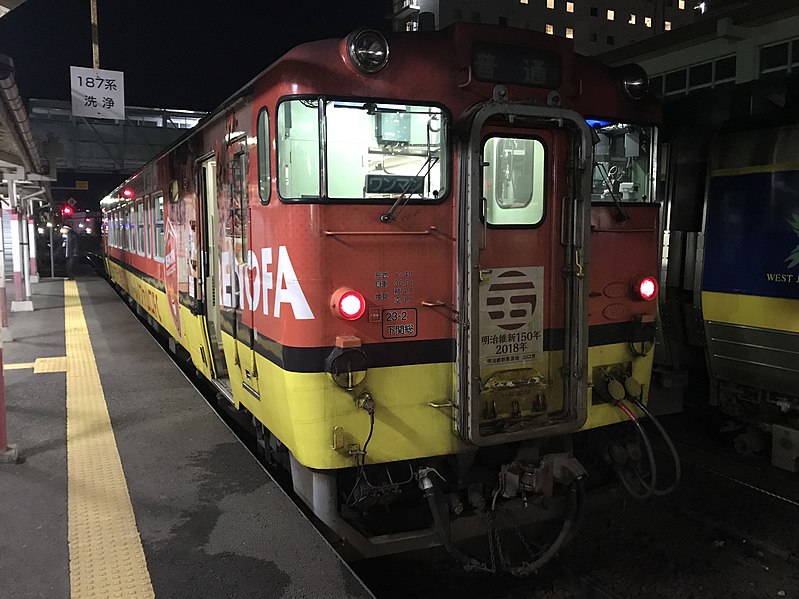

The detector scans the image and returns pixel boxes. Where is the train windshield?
[277,99,447,201]
[590,122,655,203]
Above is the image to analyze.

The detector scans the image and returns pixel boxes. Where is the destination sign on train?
[365,175,425,195]
[471,43,562,89]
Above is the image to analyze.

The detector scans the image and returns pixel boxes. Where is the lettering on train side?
[220,246,314,320]
[765,273,795,283]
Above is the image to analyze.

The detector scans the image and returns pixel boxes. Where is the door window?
[482,136,546,226]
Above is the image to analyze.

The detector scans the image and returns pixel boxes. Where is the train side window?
[136,199,145,256]
[277,99,320,199]
[257,108,270,204]
[124,206,131,251]
[482,136,545,226]
[144,195,152,258]
[128,205,136,253]
[154,193,165,260]
[229,151,248,262]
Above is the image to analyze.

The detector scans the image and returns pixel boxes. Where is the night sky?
[0,0,392,111]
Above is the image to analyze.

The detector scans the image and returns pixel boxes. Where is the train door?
[226,139,260,400]
[458,103,592,445]
[200,156,229,386]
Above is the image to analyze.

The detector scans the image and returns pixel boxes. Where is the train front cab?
[102,26,665,565]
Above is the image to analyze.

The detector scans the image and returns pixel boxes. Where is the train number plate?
[382,309,418,339]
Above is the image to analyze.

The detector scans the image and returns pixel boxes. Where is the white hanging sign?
[479,266,544,367]
[70,66,125,120]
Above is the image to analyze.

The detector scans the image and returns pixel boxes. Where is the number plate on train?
[382,309,418,339]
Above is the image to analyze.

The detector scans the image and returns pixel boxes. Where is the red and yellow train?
[103,24,662,568]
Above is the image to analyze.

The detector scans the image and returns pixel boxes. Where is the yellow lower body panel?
[702,291,799,333]
[232,337,467,470]
[583,341,655,428]
[235,336,652,470]
[108,260,655,470]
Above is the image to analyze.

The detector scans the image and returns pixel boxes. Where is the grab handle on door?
[480,196,488,250]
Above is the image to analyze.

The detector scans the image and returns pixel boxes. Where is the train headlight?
[633,275,658,301]
[347,29,390,75]
[618,64,649,101]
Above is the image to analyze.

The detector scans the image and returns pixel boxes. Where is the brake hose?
[613,400,658,500]
[628,397,681,496]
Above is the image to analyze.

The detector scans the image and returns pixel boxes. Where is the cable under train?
[102,23,677,572]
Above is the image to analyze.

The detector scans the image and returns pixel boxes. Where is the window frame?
[129,204,137,254]
[275,95,451,206]
[480,133,548,230]
[136,198,145,256]
[153,192,165,262]
[257,107,271,204]
[144,194,152,258]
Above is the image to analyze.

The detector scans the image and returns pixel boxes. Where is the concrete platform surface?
[0,275,374,599]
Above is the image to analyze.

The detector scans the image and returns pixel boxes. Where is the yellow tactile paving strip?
[5,357,68,372]
[3,361,35,370]
[64,280,155,599]
[34,356,68,373]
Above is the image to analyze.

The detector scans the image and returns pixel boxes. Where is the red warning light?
[122,187,134,198]
[62,206,73,215]
[635,276,658,301]
[330,288,366,321]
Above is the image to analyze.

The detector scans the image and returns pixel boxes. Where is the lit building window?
[645,16,652,27]
[546,23,554,34]
[547,0,555,9]
[678,0,685,8]
[665,20,672,31]
[607,9,615,20]
[566,27,574,38]
[566,2,574,12]
[629,14,636,24]
[520,0,528,4]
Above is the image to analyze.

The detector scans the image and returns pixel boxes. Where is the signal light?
[330,288,366,321]
[122,187,134,198]
[62,206,73,215]
[635,276,658,301]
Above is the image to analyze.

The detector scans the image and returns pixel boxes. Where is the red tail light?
[635,276,658,301]
[331,288,366,320]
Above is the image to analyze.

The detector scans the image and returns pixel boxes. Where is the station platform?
[0,272,374,599]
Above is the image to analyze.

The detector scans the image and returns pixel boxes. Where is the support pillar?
[10,185,32,312]
[0,335,18,463]
[20,199,32,300]
[28,213,38,283]
[0,186,11,341]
